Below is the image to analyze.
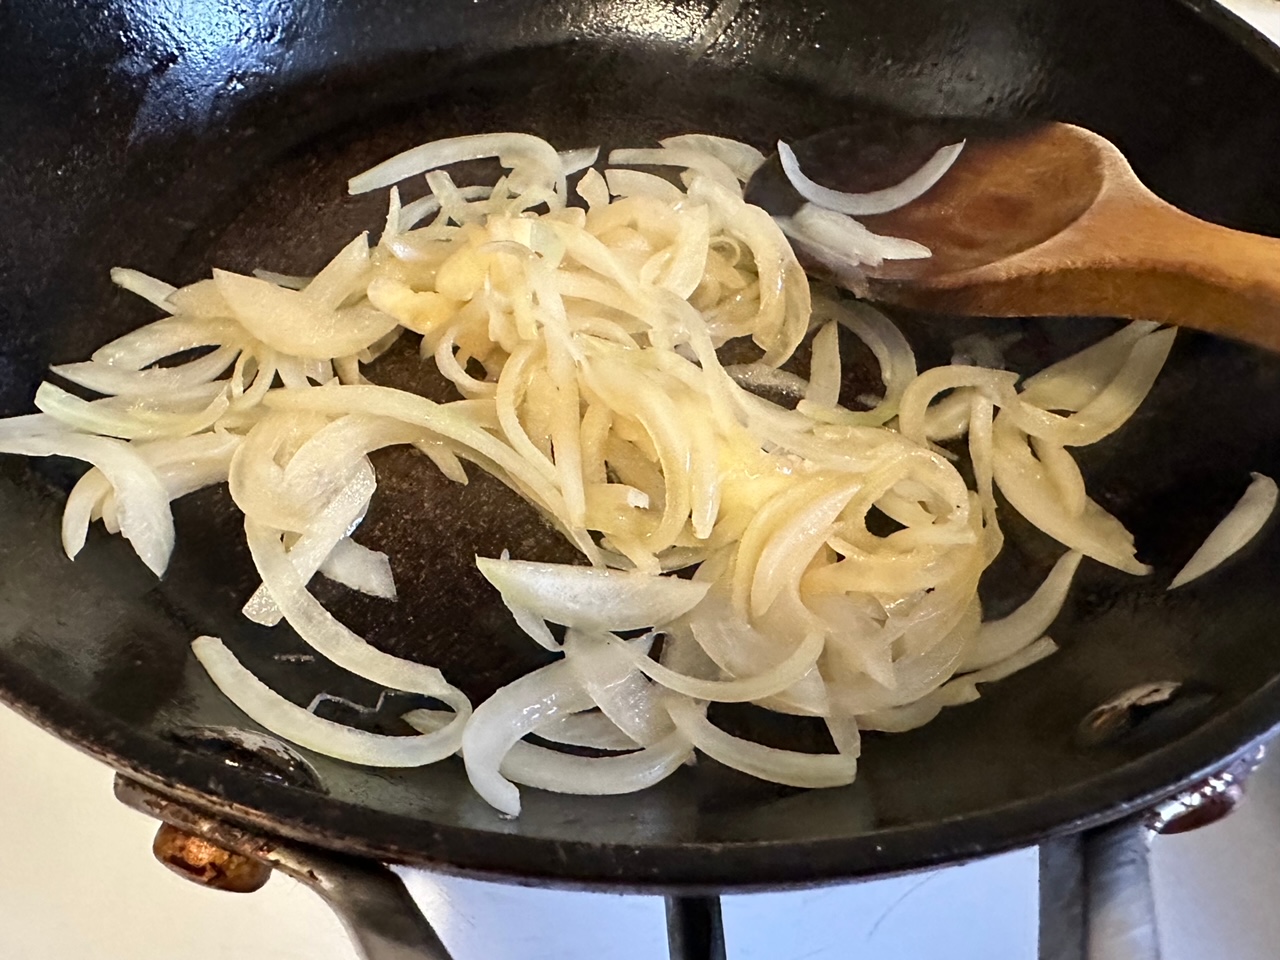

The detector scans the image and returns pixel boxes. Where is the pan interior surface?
[4,0,1280,887]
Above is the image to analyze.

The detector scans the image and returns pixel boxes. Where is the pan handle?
[114,776,455,960]
[1041,744,1266,960]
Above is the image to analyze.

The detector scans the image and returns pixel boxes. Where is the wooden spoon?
[747,119,1280,351]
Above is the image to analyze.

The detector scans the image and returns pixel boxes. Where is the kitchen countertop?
[3,2,1280,957]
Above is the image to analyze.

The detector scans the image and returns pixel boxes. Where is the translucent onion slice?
[90,315,242,370]
[532,711,641,750]
[608,147,741,193]
[475,556,710,632]
[612,628,824,703]
[563,631,675,745]
[959,550,1081,672]
[858,636,1058,733]
[319,538,397,600]
[35,382,230,441]
[777,139,964,216]
[461,659,594,816]
[659,134,766,182]
[51,345,240,397]
[244,519,471,720]
[0,433,174,576]
[192,637,462,767]
[500,731,693,796]
[262,384,567,519]
[665,697,857,787]
[1170,472,1277,590]
[805,321,841,408]
[242,460,378,625]
[348,132,562,197]
[110,267,178,311]
[214,268,398,360]
[992,416,1150,575]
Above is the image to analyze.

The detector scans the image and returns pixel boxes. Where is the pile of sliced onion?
[0,130,1228,818]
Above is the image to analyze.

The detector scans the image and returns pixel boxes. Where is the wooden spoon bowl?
[750,120,1280,351]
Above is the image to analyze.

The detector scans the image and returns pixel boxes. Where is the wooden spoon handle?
[876,189,1280,351]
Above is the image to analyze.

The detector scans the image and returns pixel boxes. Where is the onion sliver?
[501,732,692,796]
[959,550,1081,672]
[461,659,594,816]
[476,556,710,632]
[665,697,857,787]
[348,132,562,197]
[777,139,964,216]
[192,637,462,767]
[0,433,174,576]
[1170,472,1277,590]
[613,628,824,703]
[244,519,471,719]
[564,631,675,745]
[533,711,641,750]
[319,538,397,599]
[214,268,398,360]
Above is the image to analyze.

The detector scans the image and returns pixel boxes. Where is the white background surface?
[3,2,1280,958]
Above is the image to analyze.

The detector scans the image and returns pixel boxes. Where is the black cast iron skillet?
[3,0,1280,893]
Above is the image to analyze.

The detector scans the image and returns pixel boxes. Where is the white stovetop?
[3,2,1280,957]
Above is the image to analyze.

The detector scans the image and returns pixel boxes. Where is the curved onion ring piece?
[475,556,711,632]
[777,139,965,216]
[1170,472,1277,590]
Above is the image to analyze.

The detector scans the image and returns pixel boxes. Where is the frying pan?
[4,0,1280,945]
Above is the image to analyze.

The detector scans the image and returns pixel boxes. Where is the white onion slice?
[244,520,471,719]
[777,139,964,216]
[859,636,1058,733]
[533,711,641,750]
[665,697,857,787]
[0,433,174,576]
[319,538,397,599]
[475,556,711,632]
[1170,472,1277,590]
[192,637,462,767]
[348,132,562,196]
[501,732,692,796]
[659,134,766,182]
[959,550,1081,672]
[110,267,178,311]
[563,631,674,745]
[461,659,593,816]
[615,628,824,703]
[51,345,240,397]
[214,269,398,360]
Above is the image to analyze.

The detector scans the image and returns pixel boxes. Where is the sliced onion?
[1170,472,1277,589]
[244,519,472,720]
[858,636,1058,733]
[348,132,562,197]
[666,696,857,787]
[192,637,462,767]
[777,139,964,216]
[614,628,824,703]
[959,550,1081,672]
[320,538,397,599]
[111,267,178,311]
[659,134,766,182]
[0,433,174,576]
[475,556,710,632]
[461,659,593,815]
[215,268,398,360]
[501,731,692,796]
[35,381,230,441]
[992,416,1150,575]
[563,631,675,745]
[532,711,641,750]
